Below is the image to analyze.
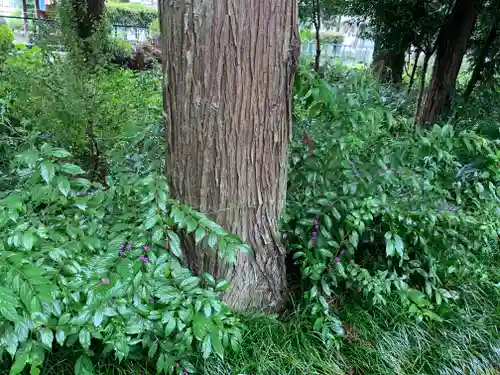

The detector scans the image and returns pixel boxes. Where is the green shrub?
[150,18,160,39]
[284,61,499,342]
[0,25,14,55]
[107,2,158,26]
[319,31,344,45]
[0,142,247,374]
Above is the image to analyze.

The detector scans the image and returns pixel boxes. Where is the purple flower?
[126,243,132,249]
[102,279,109,285]
[139,256,149,263]
[119,251,126,256]
[143,245,150,251]
[149,295,153,304]
[340,250,345,255]
[335,257,341,263]
[119,244,125,250]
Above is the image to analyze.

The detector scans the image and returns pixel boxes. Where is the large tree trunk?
[416,0,482,125]
[160,0,300,312]
[463,13,499,102]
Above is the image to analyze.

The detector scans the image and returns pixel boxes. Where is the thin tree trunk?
[417,0,482,126]
[408,47,421,93]
[160,0,300,312]
[414,52,431,125]
[72,0,105,40]
[463,14,499,102]
[313,0,321,73]
[22,0,28,36]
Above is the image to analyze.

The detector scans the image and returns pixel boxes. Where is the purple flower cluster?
[119,242,131,256]
[139,255,149,263]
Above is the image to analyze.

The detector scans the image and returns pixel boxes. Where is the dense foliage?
[285,60,499,338]
[0,1,499,371]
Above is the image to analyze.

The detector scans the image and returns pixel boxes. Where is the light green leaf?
[202,335,212,359]
[180,276,200,291]
[74,354,94,375]
[167,231,182,257]
[152,229,164,244]
[385,239,395,257]
[22,232,35,250]
[207,233,218,248]
[156,354,165,374]
[164,317,176,336]
[39,328,54,348]
[46,147,72,158]
[57,176,71,197]
[192,313,213,340]
[93,308,104,327]
[144,214,157,230]
[394,234,404,258]
[9,349,29,375]
[215,280,230,292]
[194,227,206,244]
[55,329,66,346]
[210,331,224,358]
[60,163,85,175]
[349,231,359,248]
[78,329,91,349]
[40,161,56,184]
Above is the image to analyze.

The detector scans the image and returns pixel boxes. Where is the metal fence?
[301,42,374,65]
[0,15,151,44]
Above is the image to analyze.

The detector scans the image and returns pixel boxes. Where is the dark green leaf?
[74,354,94,375]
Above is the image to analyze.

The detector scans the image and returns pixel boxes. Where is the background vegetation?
[0,0,499,374]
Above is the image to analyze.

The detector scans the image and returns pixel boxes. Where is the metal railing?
[0,15,151,44]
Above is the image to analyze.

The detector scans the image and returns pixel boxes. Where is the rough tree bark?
[463,13,499,102]
[416,0,482,125]
[160,0,300,312]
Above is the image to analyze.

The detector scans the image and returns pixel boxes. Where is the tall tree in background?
[72,0,105,42]
[299,0,342,73]
[22,0,29,35]
[463,0,500,102]
[160,0,300,312]
[417,0,482,125]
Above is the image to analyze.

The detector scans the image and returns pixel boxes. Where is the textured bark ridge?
[417,0,482,125]
[160,0,299,312]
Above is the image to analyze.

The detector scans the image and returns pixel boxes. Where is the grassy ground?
[13,281,497,375]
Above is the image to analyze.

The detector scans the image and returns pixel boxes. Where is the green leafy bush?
[149,18,160,39]
[0,143,245,374]
[0,25,14,56]
[0,42,162,177]
[284,61,499,341]
[107,2,158,26]
[319,31,344,45]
